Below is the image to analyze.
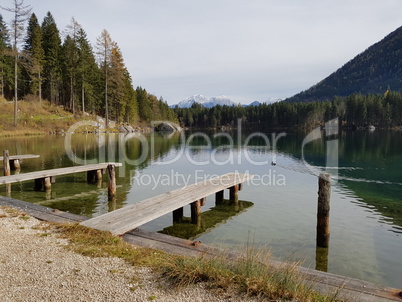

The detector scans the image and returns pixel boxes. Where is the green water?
[0,130,401,288]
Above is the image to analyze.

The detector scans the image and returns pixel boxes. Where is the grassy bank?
[0,97,79,137]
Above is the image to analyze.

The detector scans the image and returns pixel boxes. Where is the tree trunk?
[82,80,85,113]
[14,49,18,126]
[70,74,74,114]
[38,69,42,103]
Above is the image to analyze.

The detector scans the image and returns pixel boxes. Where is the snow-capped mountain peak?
[173,95,237,108]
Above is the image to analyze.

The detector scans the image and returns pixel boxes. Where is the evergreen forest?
[174,91,402,130]
[0,9,176,126]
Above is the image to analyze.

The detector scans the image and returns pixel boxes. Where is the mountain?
[286,25,402,102]
[173,95,237,108]
[247,101,261,106]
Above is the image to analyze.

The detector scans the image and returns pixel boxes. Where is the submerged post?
[3,150,10,176]
[317,173,331,248]
[107,164,116,200]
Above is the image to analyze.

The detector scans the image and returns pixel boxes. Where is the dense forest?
[0,6,176,126]
[286,25,402,103]
[174,91,402,130]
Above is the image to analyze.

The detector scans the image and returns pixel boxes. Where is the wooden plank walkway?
[0,195,401,301]
[0,154,40,161]
[0,162,122,185]
[80,172,253,235]
[1,153,40,170]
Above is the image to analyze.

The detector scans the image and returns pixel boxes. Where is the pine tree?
[76,28,98,114]
[108,44,127,122]
[136,86,152,122]
[24,13,44,102]
[0,13,13,99]
[61,34,78,113]
[42,12,61,105]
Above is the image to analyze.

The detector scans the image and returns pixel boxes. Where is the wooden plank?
[123,232,203,258]
[127,228,222,256]
[0,154,40,161]
[80,172,254,235]
[0,162,122,185]
[0,196,86,223]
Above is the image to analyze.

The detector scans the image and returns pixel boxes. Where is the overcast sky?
[2,0,402,104]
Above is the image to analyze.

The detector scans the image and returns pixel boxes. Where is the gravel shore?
[0,207,259,302]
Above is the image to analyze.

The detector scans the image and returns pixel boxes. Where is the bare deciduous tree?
[1,0,32,126]
[96,29,114,128]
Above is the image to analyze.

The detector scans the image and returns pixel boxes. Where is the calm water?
[0,129,401,288]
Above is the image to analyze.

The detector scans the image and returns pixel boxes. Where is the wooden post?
[317,173,331,248]
[3,150,10,176]
[315,246,329,272]
[173,207,184,223]
[215,190,224,205]
[200,197,206,206]
[191,200,201,225]
[34,177,52,192]
[87,169,103,183]
[44,177,52,191]
[96,169,102,181]
[9,159,21,170]
[97,170,103,188]
[229,185,239,205]
[34,178,43,191]
[87,170,95,183]
[107,164,116,200]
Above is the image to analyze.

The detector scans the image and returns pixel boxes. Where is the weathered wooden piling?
[44,177,52,191]
[191,199,202,226]
[107,164,116,199]
[9,159,21,170]
[87,169,103,183]
[215,190,224,204]
[34,177,51,191]
[315,246,329,272]
[199,197,206,206]
[173,207,184,223]
[317,173,331,248]
[229,184,239,205]
[3,150,10,176]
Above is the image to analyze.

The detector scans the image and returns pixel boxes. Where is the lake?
[1,128,401,288]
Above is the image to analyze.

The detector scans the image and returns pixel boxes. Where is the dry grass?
[0,206,344,301]
[52,222,345,301]
[0,97,78,136]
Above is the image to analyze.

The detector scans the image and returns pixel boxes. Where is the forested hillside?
[174,91,402,129]
[286,25,402,103]
[0,9,176,126]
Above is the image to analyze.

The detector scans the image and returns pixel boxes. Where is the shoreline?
[0,206,257,302]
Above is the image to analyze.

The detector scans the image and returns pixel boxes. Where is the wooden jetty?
[80,172,253,235]
[0,162,122,198]
[1,152,40,170]
[0,195,401,301]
